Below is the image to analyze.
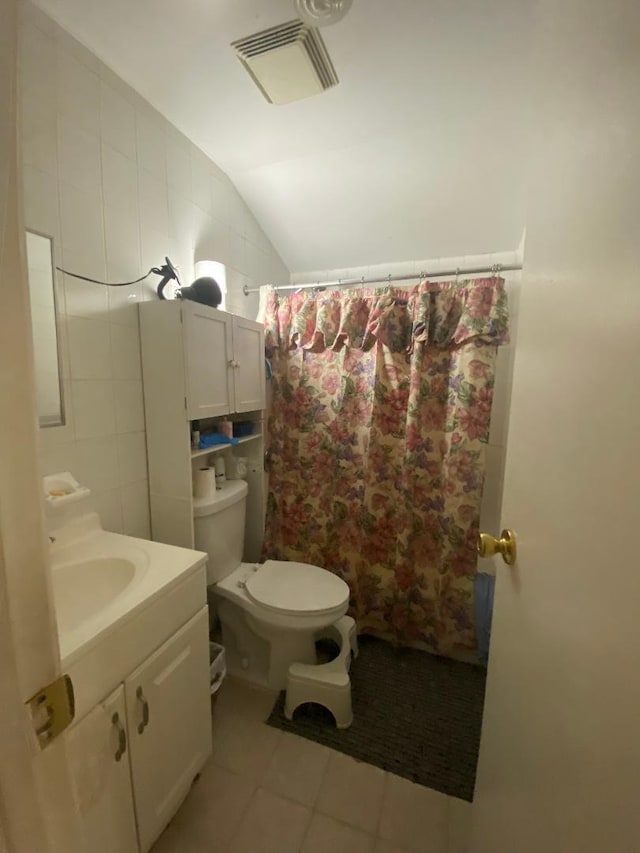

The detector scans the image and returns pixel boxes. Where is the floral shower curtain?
[263,278,509,658]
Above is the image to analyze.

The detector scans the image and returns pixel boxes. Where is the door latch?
[26,674,75,749]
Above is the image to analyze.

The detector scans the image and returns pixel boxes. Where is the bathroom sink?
[48,512,208,719]
[52,556,137,634]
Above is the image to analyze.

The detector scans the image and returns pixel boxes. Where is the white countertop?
[50,513,207,665]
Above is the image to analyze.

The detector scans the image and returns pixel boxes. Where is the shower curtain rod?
[242,262,522,295]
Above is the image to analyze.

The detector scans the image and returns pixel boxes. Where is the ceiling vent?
[232,20,338,105]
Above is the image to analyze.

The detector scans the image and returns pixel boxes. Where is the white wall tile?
[168,188,199,245]
[110,323,141,380]
[117,431,148,485]
[55,26,99,73]
[22,165,60,238]
[194,222,232,268]
[57,119,101,194]
[67,316,112,379]
[98,63,139,108]
[166,136,191,194]
[59,182,105,276]
[108,283,143,327]
[71,379,116,438]
[166,239,194,286]
[88,487,123,533]
[20,88,58,176]
[100,81,136,160]
[136,112,166,181]
[63,273,109,319]
[18,22,57,101]
[104,203,141,278]
[74,435,120,492]
[113,379,145,433]
[210,174,230,221]
[121,479,150,538]
[138,168,169,235]
[39,440,78,476]
[101,144,138,211]
[19,1,58,35]
[191,153,211,213]
[56,50,100,135]
[140,227,171,290]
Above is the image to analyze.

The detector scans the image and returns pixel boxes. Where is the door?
[183,302,233,419]
[232,315,266,413]
[471,2,640,851]
[65,687,137,853]
[125,607,212,853]
[0,0,83,849]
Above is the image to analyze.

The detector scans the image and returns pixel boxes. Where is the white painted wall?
[289,249,522,575]
[18,1,289,537]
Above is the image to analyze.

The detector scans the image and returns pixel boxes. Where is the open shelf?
[191,433,262,460]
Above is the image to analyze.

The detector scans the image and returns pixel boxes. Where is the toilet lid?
[245,560,349,615]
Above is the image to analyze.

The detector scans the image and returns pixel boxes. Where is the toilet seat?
[245,560,349,616]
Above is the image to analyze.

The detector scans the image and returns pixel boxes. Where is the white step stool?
[284,615,358,729]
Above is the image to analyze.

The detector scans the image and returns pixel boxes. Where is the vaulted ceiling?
[37,0,535,272]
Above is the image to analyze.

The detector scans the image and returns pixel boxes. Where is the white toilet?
[194,480,350,690]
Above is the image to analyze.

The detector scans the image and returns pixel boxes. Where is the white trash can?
[209,642,226,696]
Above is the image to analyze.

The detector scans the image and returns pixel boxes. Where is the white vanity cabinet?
[63,605,212,853]
[54,522,212,853]
[125,607,212,853]
[65,685,138,853]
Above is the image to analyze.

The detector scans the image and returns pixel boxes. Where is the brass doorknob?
[477,529,517,565]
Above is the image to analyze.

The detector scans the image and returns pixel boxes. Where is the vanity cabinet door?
[183,302,234,419]
[125,606,212,853]
[65,685,138,853]
[232,315,266,413]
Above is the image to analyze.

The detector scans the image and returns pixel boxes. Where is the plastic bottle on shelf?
[191,420,200,450]
[218,419,233,438]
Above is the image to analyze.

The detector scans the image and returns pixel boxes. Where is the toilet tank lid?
[193,480,248,516]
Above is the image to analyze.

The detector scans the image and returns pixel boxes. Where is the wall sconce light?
[194,260,227,310]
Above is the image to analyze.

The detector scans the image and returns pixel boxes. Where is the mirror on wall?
[25,231,65,427]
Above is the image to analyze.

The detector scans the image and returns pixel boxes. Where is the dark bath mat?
[266,635,486,802]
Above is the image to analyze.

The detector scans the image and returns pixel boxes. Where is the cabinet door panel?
[125,607,212,853]
[184,304,233,419]
[232,316,265,413]
[65,686,138,853]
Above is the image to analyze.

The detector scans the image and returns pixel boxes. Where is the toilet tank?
[193,480,248,585]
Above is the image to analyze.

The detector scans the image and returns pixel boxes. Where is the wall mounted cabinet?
[184,306,265,419]
[140,302,266,556]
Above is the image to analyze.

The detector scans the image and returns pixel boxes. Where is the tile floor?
[151,678,473,853]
